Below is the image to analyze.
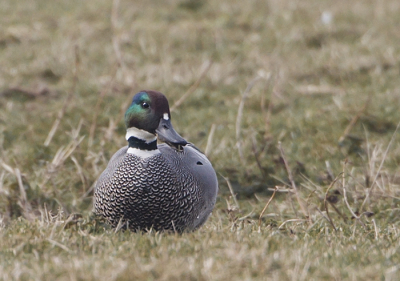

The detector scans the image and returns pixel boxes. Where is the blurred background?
[1,0,400,279]
[1,0,400,218]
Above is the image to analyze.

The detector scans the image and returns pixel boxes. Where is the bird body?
[94,90,218,232]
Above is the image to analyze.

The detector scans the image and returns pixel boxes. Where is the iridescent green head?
[124,90,171,133]
[124,90,187,146]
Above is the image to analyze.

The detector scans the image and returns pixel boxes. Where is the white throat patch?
[125,127,157,143]
[163,113,169,120]
[127,147,161,158]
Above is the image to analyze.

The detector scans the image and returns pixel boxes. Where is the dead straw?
[221,174,239,210]
[235,76,262,166]
[205,123,216,157]
[44,45,80,146]
[338,100,369,144]
[258,186,278,229]
[359,120,400,213]
[170,60,213,112]
[88,66,119,147]
[278,142,309,220]
[323,173,343,231]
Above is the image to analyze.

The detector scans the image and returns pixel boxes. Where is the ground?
[1,0,400,280]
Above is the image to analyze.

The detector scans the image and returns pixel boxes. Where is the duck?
[93,90,218,232]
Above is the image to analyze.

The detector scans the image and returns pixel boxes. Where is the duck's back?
[94,144,216,232]
[158,143,218,228]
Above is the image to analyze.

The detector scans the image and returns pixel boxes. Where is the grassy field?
[1,0,400,279]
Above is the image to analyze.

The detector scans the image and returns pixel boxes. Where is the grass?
[1,0,400,279]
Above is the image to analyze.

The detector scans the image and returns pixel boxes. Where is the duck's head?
[124,90,187,147]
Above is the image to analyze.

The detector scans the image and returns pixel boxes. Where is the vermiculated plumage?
[94,144,216,232]
[94,90,218,232]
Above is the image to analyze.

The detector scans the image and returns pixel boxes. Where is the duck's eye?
[141,102,150,109]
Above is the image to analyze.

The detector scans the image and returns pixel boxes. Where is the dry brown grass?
[1,0,400,279]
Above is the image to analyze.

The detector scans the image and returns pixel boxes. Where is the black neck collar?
[128,136,157,151]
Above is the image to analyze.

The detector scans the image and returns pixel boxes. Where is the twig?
[264,98,274,139]
[338,100,369,144]
[323,173,343,231]
[0,161,14,174]
[221,174,239,209]
[329,202,347,222]
[305,189,316,208]
[51,136,85,168]
[224,198,233,213]
[299,174,324,194]
[205,123,216,157]
[278,142,309,220]
[341,160,367,228]
[287,189,298,218]
[15,168,34,221]
[111,0,123,68]
[258,186,278,229]
[114,217,126,233]
[171,220,177,235]
[359,120,400,213]
[267,187,288,192]
[102,118,118,143]
[88,66,119,147]
[325,160,334,181]
[314,207,331,226]
[238,210,254,221]
[0,162,35,221]
[260,72,272,139]
[44,45,79,146]
[71,156,87,192]
[170,60,213,112]
[235,76,262,166]
[80,181,96,201]
[278,219,308,230]
[364,125,372,182]
[41,135,85,188]
[47,239,72,253]
[296,84,344,96]
[341,160,358,219]
[251,134,266,178]
[372,218,378,240]
[44,204,50,224]
[62,214,81,231]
